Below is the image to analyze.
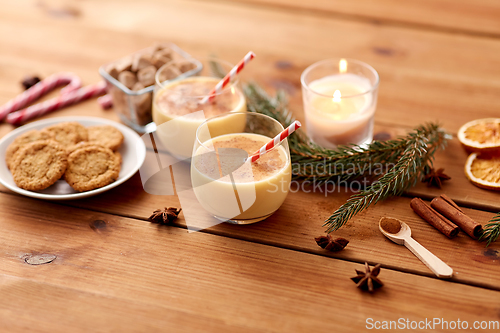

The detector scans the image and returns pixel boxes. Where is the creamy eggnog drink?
[191,112,292,224]
[153,61,246,159]
[192,133,291,223]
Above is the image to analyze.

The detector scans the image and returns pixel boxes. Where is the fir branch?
[244,83,449,233]
[323,124,446,233]
[479,213,500,246]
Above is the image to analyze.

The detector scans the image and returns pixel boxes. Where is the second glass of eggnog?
[191,112,292,224]
[152,58,246,160]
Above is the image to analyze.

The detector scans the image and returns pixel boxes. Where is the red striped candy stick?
[6,81,107,125]
[97,94,113,110]
[0,73,82,121]
[200,51,255,104]
[249,121,301,163]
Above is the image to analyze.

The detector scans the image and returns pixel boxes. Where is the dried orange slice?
[458,118,500,153]
[465,153,500,190]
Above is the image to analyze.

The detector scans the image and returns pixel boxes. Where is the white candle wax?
[303,73,376,148]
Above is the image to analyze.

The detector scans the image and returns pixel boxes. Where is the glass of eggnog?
[191,112,291,224]
[152,58,246,160]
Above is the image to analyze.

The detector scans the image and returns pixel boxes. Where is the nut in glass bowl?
[99,42,202,133]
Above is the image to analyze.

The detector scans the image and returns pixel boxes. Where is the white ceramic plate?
[0,116,147,200]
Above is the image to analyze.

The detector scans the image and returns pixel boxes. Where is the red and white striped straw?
[201,51,256,104]
[0,72,82,121]
[249,121,301,163]
[6,81,107,125]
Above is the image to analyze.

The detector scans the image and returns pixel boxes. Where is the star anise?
[351,262,384,292]
[422,168,451,188]
[315,235,349,252]
[21,75,41,90]
[148,207,182,225]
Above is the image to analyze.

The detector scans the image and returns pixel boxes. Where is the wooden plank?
[0,275,257,333]
[224,0,500,37]
[0,193,499,332]
[0,0,500,133]
[7,163,497,290]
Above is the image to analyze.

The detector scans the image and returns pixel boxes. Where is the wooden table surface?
[1,0,500,332]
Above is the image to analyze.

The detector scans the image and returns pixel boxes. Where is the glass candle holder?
[301,58,379,148]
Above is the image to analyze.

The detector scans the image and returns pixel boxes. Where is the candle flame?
[333,90,342,102]
[339,59,347,73]
[231,86,235,94]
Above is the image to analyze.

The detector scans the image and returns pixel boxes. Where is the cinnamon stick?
[438,194,464,213]
[430,195,483,239]
[410,198,460,238]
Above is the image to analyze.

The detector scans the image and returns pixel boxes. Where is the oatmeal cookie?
[44,122,88,146]
[87,125,124,151]
[114,151,122,165]
[5,129,55,170]
[67,142,102,154]
[68,142,122,165]
[11,140,68,191]
[65,146,121,192]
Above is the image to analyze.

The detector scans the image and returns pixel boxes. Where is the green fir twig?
[323,124,446,232]
[479,213,500,246]
[244,83,449,233]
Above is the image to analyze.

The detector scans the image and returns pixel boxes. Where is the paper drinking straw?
[249,121,301,163]
[200,51,255,104]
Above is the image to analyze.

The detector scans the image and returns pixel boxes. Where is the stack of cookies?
[6,122,124,192]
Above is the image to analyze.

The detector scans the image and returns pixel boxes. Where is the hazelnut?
[158,65,181,83]
[115,56,133,72]
[132,82,145,91]
[137,65,157,87]
[132,54,153,72]
[152,53,172,69]
[177,60,196,73]
[107,66,119,80]
[118,71,137,90]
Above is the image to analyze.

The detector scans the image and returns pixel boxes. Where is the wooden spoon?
[379,217,453,278]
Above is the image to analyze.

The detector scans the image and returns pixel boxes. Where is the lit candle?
[301,58,379,148]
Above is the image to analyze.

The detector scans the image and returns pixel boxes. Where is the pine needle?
[479,213,500,246]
